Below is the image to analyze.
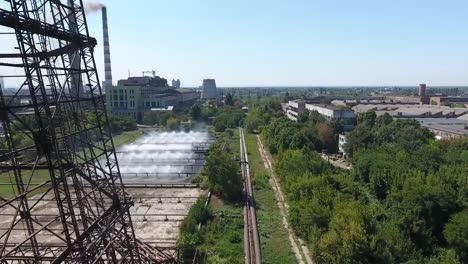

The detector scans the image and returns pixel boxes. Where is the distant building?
[352,102,468,139]
[285,100,354,130]
[352,104,468,118]
[418,84,426,97]
[338,134,349,158]
[429,96,468,106]
[171,79,181,88]
[201,79,217,99]
[418,84,430,104]
[415,118,468,139]
[305,104,355,131]
[106,76,197,121]
[285,100,305,121]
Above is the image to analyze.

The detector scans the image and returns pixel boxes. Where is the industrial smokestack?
[102,6,113,88]
[68,0,83,97]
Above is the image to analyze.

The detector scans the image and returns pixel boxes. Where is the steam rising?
[83,1,105,14]
[116,131,212,184]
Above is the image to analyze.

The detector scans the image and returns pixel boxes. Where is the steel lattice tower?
[0,1,174,263]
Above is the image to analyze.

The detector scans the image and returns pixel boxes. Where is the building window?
[151,102,156,107]
[114,102,118,107]
[113,95,117,100]
[120,95,124,100]
[146,102,150,107]
[120,102,124,107]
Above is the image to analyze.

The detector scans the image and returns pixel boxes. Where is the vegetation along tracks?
[239,128,262,264]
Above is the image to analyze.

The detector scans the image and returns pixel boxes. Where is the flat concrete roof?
[414,118,468,136]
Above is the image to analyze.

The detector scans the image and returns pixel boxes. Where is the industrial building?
[429,96,468,107]
[338,134,349,158]
[415,118,468,139]
[106,76,197,120]
[201,79,218,99]
[285,100,355,130]
[285,99,305,121]
[352,103,468,139]
[352,104,468,118]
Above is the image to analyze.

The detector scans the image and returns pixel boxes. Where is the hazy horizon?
[1,0,468,87]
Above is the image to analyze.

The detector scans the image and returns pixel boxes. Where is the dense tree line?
[243,97,282,133]
[258,101,468,263]
[212,107,245,132]
[260,113,340,155]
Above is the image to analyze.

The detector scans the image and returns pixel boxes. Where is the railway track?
[239,128,262,264]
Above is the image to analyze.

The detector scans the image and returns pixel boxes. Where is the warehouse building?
[415,118,468,139]
[106,76,197,121]
[352,104,468,118]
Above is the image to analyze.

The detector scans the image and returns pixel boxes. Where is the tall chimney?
[102,6,113,88]
[68,0,83,97]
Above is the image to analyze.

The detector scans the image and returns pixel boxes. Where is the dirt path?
[256,136,314,264]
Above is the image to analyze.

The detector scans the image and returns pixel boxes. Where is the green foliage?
[444,211,468,262]
[297,111,310,123]
[190,104,202,121]
[177,198,212,262]
[346,113,433,156]
[255,98,468,263]
[316,199,373,264]
[204,145,243,201]
[197,205,244,264]
[244,97,282,133]
[225,92,235,106]
[108,116,137,133]
[166,116,180,130]
[263,117,322,154]
[426,249,460,264]
[212,108,245,132]
[201,105,218,122]
[225,128,234,139]
[141,111,158,126]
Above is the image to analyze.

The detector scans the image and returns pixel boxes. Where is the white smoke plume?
[83,1,105,14]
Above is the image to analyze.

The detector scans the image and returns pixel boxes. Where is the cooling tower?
[201,79,217,99]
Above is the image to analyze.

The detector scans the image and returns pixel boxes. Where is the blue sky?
[2,0,468,87]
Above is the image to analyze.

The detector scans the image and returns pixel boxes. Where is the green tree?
[166,117,179,130]
[317,199,372,264]
[225,93,235,106]
[142,111,160,126]
[190,104,202,121]
[108,116,137,133]
[427,249,460,264]
[212,108,245,132]
[204,145,242,201]
[444,211,468,262]
[297,111,309,123]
